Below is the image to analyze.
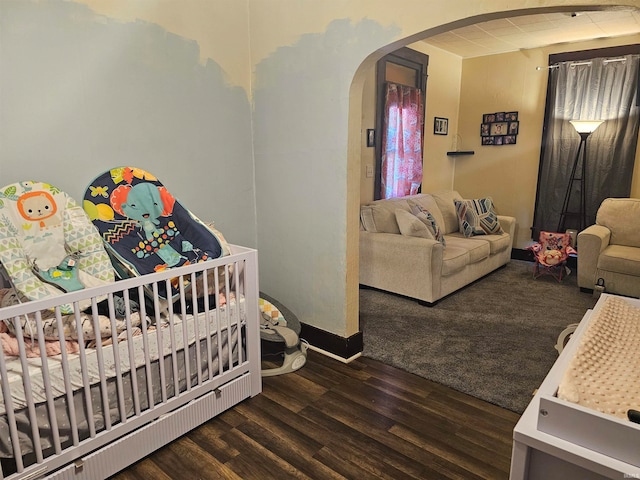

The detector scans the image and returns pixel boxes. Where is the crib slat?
[177,278,191,394]
[165,279,180,397]
[138,284,155,411]
[123,290,140,417]
[202,270,214,382]
[151,282,168,404]
[190,271,203,386]
[92,297,113,432]
[232,261,243,365]
[12,315,44,463]
[0,329,24,472]
[54,309,80,448]
[34,310,62,455]
[224,266,233,371]
[213,267,224,376]
[74,304,96,439]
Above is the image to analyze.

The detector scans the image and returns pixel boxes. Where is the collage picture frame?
[481,111,519,145]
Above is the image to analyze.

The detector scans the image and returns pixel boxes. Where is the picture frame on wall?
[366,129,375,147]
[480,111,519,146]
[489,122,508,136]
[434,117,448,135]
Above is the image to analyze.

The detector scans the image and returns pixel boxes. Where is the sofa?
[577,197,640,297]
[359,190,516,305]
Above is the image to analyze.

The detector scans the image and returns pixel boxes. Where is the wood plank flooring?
[111,351,521,480]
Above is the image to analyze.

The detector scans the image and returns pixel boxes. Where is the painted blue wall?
[253,19,399,334]
[0,0,256,247]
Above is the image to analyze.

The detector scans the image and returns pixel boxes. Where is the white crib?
[0,245,262,480]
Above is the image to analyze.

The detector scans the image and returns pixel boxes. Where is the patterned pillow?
[454,198,504,237]
[410,204,445,247]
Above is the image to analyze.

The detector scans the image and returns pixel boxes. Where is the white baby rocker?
[259,293,308,377]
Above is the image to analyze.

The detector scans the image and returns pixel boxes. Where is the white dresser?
[509,294,640,480]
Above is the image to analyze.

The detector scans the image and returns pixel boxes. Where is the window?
[374,48,429,199]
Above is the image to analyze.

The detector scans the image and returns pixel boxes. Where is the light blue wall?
[0,0,256,248]
[253,19,399,335]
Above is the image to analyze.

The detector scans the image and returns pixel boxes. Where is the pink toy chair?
[528,231,577,282]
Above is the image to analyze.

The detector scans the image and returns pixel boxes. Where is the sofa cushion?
[596,198,640,247]
[441,246,469,276]
[360,197,412,234]
[597,244,640,276]
[395,209,434,239]
[454,198,504,237]
[447,232,510,255]
[445,236,490,264]
[410,204,445,246]
[431,190,463,234]
[407,194,446,234]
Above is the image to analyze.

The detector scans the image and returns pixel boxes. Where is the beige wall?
[359,43,463,204]
[360,67,377,203]
[454,33,640,249]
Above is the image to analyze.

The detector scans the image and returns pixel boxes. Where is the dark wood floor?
[111,350,521,480]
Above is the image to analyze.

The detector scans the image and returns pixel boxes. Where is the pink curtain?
[380,83,424,199]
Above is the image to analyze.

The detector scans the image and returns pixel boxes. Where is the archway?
[347,5,637,346]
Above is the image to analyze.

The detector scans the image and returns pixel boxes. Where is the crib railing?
[0,245,261,480]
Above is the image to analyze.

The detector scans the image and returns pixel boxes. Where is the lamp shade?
[569,120,604,134]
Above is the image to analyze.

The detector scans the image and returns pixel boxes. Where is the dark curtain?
[532,54,640,239]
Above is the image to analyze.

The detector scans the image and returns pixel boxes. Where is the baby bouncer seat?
[0,181,116,304]
[83,166,230,303]
[0,180,133,342]
[259,292,308,377]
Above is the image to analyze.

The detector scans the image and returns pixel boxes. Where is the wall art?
[434,117,448,135]
[481,111,519,145]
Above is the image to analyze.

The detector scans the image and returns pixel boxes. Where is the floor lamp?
[557,119,604,233]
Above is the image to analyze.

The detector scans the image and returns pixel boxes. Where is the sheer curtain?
[380,83,423,199]
[532,54,640,238]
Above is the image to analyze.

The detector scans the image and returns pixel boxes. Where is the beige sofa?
[359,190,516,305]
[577,198,640,297]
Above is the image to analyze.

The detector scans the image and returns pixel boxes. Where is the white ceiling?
[423,9,640,58]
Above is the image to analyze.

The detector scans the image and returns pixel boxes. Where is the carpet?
[359,259,598,414]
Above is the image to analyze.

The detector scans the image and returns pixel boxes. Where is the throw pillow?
[394,209,434,239]
[410,204,446,247]
[454,198,504,238]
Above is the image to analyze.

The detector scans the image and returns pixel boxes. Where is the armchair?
[577,198,640,297]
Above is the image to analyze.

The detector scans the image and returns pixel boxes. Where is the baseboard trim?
[306,345,362,363]
[300,324,363,361]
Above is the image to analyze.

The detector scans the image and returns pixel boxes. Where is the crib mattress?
[0,298,245,414]
[557,294,640,420]
[0,298,245,459]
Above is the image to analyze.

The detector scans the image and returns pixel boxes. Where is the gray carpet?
[360,259,598,414]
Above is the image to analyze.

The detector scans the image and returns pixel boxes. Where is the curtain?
[380,83,424,199]
[532,54,640,238]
